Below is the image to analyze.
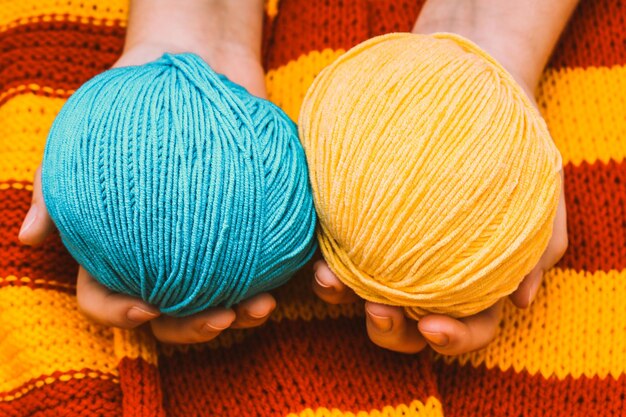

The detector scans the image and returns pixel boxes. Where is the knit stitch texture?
[0,0,625,416]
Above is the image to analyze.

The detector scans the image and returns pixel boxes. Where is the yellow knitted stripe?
[0,275,356,362]
[1,372,118,402]
[0,0,129,31]
[0,84,73,104]
[0,93,65,183]
[0,182,33,191]
[538,65,626,165]
[0,286,155,394]
[286,398,443,417]
[447,268,626,380]
[0,0,279,32]
[0,275,356,363]
[266,49,346,121]
[0,275,74,291]
[0,286,117,393]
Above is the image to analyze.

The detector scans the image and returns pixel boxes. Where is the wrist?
[114,0,266,97]
[412,2,544,95]
[116,39,259,70]
[114,40,267,99]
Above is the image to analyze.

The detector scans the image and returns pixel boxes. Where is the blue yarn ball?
[41,53,317,316]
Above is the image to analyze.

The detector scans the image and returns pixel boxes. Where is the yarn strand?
[42,53,317,316]
[299,33,562,318]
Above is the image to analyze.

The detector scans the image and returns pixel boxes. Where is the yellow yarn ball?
[299,33,563,319]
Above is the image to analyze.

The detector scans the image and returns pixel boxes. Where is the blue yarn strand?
[42,53,317,316]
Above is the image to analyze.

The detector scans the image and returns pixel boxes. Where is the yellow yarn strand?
[299,33,562,319]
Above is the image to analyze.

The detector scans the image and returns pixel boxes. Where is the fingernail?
[127,306,159,323]
[245,307,270,320]
[314,273,333,290]
[421,331,449,347]
[204,311,235,332]
[19,205,38,239]
[366,309,392,332]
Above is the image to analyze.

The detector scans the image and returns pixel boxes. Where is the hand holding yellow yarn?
[299,33,563,319]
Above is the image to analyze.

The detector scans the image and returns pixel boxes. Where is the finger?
[365,302,427,354]
[509,266,543,308]
[150,308,236,344]
[312,260,359,305]
[510,172,568,308]
[76,267,160,329]
[230,292,276,329]
[543,172,569,268]
[19,166,56,246]
[418,300,504,355]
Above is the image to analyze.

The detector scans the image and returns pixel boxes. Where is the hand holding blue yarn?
[41,53,317,317]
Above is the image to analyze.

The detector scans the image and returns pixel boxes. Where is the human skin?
[19,0,276,344]
[312,0,577,354]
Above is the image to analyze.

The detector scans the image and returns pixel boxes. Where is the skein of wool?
[42,53,317,316]
[299,33,562,319]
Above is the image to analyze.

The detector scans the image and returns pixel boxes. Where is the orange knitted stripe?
[0,372,122,416]
[158,317,440,417]
[435,361,626,417]
[0,369,117,402]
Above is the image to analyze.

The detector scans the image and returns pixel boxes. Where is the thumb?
[19,166,56,246]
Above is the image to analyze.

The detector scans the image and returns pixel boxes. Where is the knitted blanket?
[1,0,624,416]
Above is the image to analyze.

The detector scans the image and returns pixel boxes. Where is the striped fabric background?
[0,0,624,416]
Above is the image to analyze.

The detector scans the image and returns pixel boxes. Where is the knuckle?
[76,301,115,328]
[76,296,136,329]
